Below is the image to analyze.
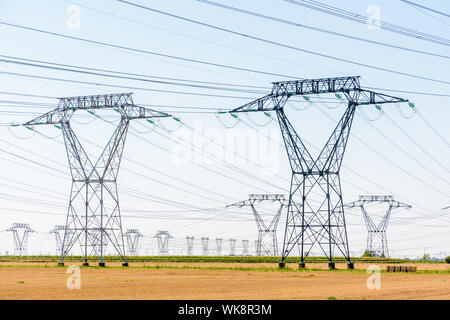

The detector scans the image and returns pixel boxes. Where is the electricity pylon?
[229,238,236,256]
[215,238,223,256]
[186,236,194,255]
[344,195,411,258]
[23,93,170,267]
[201,237,209,256]
[7,223,34,256]
[242,240,249,256]
[124,229,143,256]
[254,240,259,256]
[228,194,286,256]
[154,231,172,255]
[230,76,410,269]
[50,225,73,256]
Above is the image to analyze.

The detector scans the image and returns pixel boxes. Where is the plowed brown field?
[0,262,448,300]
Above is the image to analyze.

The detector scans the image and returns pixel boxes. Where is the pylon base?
[347,262,354,269]
[278,262,285,269]
[58,262,64,267]
[99,262,106,267]
[122,262,129,267]
[83,262,89,267]
[299,262,306,269]
[328,262,335,269]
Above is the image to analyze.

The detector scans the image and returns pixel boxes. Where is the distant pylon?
[50,225,73,256]
[201,237,209,256]
[7,223,34,256]
[254,240,260,256]
[228,194,286,256]
[186,236,194,255]
[154,231,172,255]
[229,238,236,256]
[215,238,223,256]
[242,240,249,256]
[124,229,143,256]
[345,195,411,257]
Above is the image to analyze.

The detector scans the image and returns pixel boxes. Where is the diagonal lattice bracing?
[230,76,410,269]
[228,194,286,256]
[23,93,170,266]
[345,196,411,257]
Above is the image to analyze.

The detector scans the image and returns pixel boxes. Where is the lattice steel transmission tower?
[254,240,259,256]
[215,238,223,256]
[23,93,170,267]
[154,231,172,255]
[186,236,194,255]
[229,238,236,256]
[228,194,286,256]
[344,195,411,257]
[50,225,73,256]
[201,237,209,256]
[7,223,34,256]
[124,229,143,256]
[230,76,410,269]
[242,240,249,256]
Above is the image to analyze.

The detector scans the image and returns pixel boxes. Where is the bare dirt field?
[0,262,448,300]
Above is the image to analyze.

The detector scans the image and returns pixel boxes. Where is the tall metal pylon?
[7,223,34,256]
[228,194,286,256]
[124,229,143,256]
[230,76,410,269]
[186,236,194,255]
[23,93,170,267]
[50,225,73,256]
[229,238,236,256]
[154,231,172,255]
[201,237,209,256]
[242,240,249,256]
[344,195,411,257]
[215,238,223,256]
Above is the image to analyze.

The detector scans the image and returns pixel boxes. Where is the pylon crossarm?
[229,77,409,115]
[351,89,409,106]
[23,108,67,126]
[271,76,361,96]
[57,92,134,110]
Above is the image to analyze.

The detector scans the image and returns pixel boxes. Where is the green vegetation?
[327,296,337,300]
[0,255,406,264]
[446,256,450,264]
[361,250,385,258]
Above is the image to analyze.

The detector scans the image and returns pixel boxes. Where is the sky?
[0,0,449,259]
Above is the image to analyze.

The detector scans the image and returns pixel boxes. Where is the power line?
[196,0,450,60]
[0,20,299,79]
[284,0,450,46]
[0,70,257,100]
[116,0,450,85]
[400,0,450,19]
[0,55,268,93]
